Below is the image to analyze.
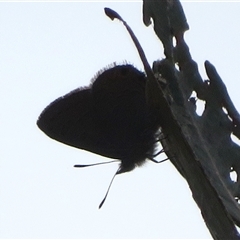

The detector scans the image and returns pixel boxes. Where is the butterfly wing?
[37,65,159,164]
[37,87,120,159]
[91,65,158,162]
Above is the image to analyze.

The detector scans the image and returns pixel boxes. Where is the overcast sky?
[1,1,240,239]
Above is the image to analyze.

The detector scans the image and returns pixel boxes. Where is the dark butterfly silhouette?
[37,8,166,208]
[37,64,160,172]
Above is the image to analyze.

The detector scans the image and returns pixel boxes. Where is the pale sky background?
[1,1,240,239]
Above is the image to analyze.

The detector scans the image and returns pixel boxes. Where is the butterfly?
[37,7,166,208]
[37,64,161,174]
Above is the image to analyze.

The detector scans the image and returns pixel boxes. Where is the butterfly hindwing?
[37,87,116,158]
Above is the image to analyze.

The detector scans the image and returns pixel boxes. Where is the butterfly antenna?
[99,167,120,209]
[74,160,117,168]
[104,7,155,84]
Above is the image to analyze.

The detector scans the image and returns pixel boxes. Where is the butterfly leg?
[148,157,169,164]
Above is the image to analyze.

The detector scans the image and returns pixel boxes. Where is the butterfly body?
[37,64,160,174]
